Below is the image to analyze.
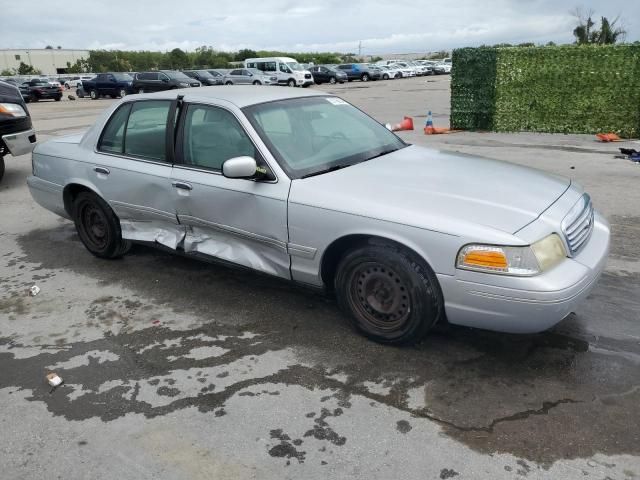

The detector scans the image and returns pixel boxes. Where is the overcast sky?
[4,0,637,54]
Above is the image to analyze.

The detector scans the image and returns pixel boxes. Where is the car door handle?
[172,181,193,191]
[93,166,110,175]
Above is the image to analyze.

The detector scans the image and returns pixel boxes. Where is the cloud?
[2,0,637,53]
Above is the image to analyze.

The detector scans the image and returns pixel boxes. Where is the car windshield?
[164,71,192,80]
[32,80,50,85]
[195,71,214,78]
[113,73,133,81]
[243,96,407,179]
[286,62,304,71]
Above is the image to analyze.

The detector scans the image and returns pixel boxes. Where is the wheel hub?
[350,263,410,330]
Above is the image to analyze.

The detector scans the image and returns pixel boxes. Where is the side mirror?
[161,78,169,83]
[222,156,257,179]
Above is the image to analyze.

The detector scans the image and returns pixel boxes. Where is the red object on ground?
[596,133,622,142]
[392,116,414,132]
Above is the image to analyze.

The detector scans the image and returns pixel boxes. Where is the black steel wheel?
[335,241,443,344]
[73,191,130,259]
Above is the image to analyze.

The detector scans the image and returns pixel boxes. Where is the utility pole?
[358,41,362,58]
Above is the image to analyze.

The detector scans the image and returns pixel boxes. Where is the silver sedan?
[27,87,609,344]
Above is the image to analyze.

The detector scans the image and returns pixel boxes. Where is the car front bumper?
[2,128,37,157]
[437,212,610,333]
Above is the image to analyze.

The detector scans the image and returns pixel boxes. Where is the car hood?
[289,145,570,236]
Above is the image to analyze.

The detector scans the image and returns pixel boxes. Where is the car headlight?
[179,82,188,87]
[0,103,27,118]
[456,234,566,276]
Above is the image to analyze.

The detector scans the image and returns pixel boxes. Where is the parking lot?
[1,76,639,479]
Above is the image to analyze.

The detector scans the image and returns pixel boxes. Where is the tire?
[89,89,99,100]
[252,80,261,85]
[31,96,39,102]
[361,73,370,82]
[55,96,61,101]
[64,83,70,89]
[73,191,131,259]
[287,79,296,87]
[329,77,337,84]
[335,241,443,344]
[119,89,127,98]
[77,89,84,98]
[137,88,144,94]
[225,81,233,85]
[382,74,389,80]
[0,156,4,183]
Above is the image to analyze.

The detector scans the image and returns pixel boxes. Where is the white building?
[0,49,89,75]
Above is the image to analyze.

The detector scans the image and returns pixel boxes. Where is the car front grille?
[561,194,594,256]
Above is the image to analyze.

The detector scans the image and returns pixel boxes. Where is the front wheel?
[73,192,131,259]
[335,241,443,344]
[252,80,261,85]
[329,77,337,84]
[287,79,296,87]
[361,73,370,82]
[119,89,127,98]
[55,96,61,101]
[137,88,144,94]
[89,89,99,100]
[225,81,233,85]
[382,74,389,80]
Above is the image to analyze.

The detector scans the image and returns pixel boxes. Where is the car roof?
[131,85,328,108]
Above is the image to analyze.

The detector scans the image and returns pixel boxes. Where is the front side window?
[244,97,406,179]
[182,105,257,171]
[279,64,291,73]
[230,69,242,76]
[107,100,170,161]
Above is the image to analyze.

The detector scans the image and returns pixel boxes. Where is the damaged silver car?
[27,87,609,344]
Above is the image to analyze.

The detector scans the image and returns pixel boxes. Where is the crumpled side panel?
[184,226,290,279]
[120,220,186,249]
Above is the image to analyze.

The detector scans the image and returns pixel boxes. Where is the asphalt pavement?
[1,76,639,479]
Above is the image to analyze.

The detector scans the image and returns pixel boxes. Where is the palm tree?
[594,17,626,44]
[572,8,626,45]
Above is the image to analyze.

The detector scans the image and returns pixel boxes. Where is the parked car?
[22,78,62,102]
[336,64,381,82]
[376,65,400,80]
[184,70,223,86]
[0,80,36,182]
[82,72,134,100]
[65,76,94,89]
[244,57,314,87]
[132,71,201,93]
[388,63,415,78]
[26,87,609,344]
[3,78,32,102]
[308,65,347,84]
[223,68,277,85]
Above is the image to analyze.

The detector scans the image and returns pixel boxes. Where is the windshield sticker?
[326,97,348,106]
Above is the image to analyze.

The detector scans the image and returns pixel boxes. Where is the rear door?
[170,102,291,278]
[92,99,182,247]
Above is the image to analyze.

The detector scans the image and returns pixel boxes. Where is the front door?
[170,102,291,278]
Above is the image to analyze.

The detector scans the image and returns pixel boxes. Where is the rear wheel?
[287,79,296,87]
[119,89,126,98]
[382,73,389,80]
[137,88,144,94]
[329,77,337,84]
[225,81,233,85]
[0,156,5,182]
[89,89,99,100]
[335,241,443,344]
[252,80,261,85]
[73,192,131,259]
[55,96,61,101]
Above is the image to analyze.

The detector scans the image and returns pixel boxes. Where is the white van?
[244,57,313,87]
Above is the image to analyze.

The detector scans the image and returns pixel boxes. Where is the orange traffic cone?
[423,110,453,134]
[391,116,414,132]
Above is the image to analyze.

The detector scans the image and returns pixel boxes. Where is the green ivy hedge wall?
[451,45,640,137]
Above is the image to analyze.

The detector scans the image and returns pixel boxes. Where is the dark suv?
[183,70,223,86]
[0,80,36,182]
[336,64,381,82]
[132,71,201,93]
